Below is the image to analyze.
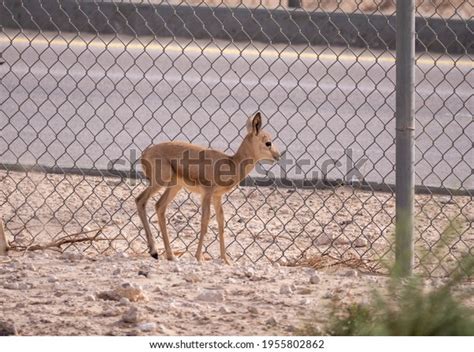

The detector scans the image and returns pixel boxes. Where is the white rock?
[4,282,20,290]
[244,268,255,278]
[344,269,359,277]
[280,284,293,295]
[60,252,82,261]
[196,289,225,303]
[184,273,201,283]
[309,274,321,285]
[335,237,350,245]
[265,317,277,326]
[138,269,151,278]
[154,286,164,294]
[247,306,259,314]
[315,234,333,245]
[157,324,174,335]
[322,292,333,299]
[299,298,311,305]
[219,306,231,314]
[85,294,96,302]
[47,275,58,283]
[119,297,130,306]
[121,307,140,324]
[98,283,147,302]
[18,283,28,290]
[137,322,157,332]
[353,237,368,247]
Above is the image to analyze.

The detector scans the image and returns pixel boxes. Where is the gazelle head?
[246,112,281,162]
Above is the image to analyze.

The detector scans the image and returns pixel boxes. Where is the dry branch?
[9,226,110,252]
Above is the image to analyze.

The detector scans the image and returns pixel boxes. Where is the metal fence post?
[395,0,415,276]
[0,218,8,256]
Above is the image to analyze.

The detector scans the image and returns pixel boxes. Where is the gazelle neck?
[231,135,257,184]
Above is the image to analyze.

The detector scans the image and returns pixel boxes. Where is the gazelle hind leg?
[155,185,182,261]
[136,186,161,259]
[195,192,212,262]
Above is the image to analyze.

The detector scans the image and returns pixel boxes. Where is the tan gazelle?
[135,112,280,264]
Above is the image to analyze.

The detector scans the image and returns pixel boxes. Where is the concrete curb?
[1,0,472,54]
[1,163,472,196]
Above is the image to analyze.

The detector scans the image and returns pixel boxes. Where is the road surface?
[0,30,472,190]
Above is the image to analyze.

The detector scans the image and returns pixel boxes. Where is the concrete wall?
[1,0,472,54]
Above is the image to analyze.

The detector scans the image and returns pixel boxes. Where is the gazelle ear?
[247,112,262,135]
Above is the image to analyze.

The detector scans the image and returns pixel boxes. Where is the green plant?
[300,219,474,336]
[328,256,473,335]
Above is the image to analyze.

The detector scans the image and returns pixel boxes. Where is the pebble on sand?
[265,317,278,326]
[97,283,147,302]
[343,269,359,278]
[279,284,293,295]
[309,274,321,285]
[137,322,157,332]
[121,306,141,324]
[196,289,225,303]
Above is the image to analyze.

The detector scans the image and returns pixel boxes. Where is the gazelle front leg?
[136,186,161,259]
[214,195,230,265]
[195,191,212,262]
[155,185,181,261]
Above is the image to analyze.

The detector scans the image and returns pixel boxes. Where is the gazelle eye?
[265,141,272,148]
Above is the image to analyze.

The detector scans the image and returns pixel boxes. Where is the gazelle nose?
[273,151,281,161]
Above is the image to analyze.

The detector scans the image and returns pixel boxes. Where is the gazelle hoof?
[222,258,232,265]
[150,252,159,260]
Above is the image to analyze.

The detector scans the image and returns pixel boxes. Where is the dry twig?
[9,226,110,252]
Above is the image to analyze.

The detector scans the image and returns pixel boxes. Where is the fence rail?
[0,0,472,276]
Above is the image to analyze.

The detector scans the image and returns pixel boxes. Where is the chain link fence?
[0,0,472,276]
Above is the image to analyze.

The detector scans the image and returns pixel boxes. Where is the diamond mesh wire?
[0,0,472,276]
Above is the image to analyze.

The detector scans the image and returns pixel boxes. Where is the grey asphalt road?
[0,30,472,190]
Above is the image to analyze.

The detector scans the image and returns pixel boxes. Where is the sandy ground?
[0,250,472,336]
[0,251,362,335]
[0,170,472,335]
[1,170,472,277]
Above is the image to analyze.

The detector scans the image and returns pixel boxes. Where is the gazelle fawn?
[136,112,280,264]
